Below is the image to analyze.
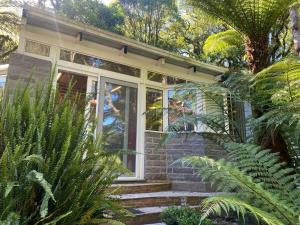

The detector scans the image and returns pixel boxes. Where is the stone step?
[125,205,200,225]
[124,206,168,225]
[109,182,171,194]
[115,191,222,208]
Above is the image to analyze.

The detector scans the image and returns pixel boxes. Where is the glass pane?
[148,71,165,83]
[166,76,186,85]
[60,50,140,77]
[0,76,6,88]
[0,76,6,96]
[102,82,137,174]
[168,89,195,131]
[25,40,50,57]
[56,71,87,109]
[88,80,98,118]
[146,88,163,131]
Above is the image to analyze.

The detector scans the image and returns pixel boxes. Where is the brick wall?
[144,131,225,192]
[6,53,52,94]
[144,131,167,180]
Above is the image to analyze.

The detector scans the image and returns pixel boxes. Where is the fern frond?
[201,195,285,225]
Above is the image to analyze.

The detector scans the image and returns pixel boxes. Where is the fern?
[180,142,300,225]
[0,74,125,224]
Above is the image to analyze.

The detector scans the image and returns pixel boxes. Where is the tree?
[119,0,179,47]
[188,0,296,73]
[56,0,124,34]
[0,0,19,63]
[159,6,226,61]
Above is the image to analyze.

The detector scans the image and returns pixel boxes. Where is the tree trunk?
[290,5,300,56]
[245,36,292,165]
[245,36,269,73]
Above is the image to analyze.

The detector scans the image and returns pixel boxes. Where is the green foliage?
[161,206,213,225]
[188,0,294,72]
[0,35,18,63]
[58,0,124,34]
[0,0,19,62]
[187,0,294,40]
[0,77,125,224]
[119,0,178,47]
[203,30,245,68]
[180,142,300,225]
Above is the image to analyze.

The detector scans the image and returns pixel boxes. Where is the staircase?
[110,182,220,225]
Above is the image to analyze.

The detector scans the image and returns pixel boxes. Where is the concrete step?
[109,182,171,194]
[124,206,168,225]
[125,205,201,225]
[115,191,222,208]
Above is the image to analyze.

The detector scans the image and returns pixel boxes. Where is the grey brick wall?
[144,131,225,191]
[144,131,167,180]
[6,53,52,94]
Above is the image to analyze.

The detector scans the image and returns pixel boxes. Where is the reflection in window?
[166,76,186,85]
[102,82,138,174]
[56,71,87,109]
[146,88,163,131]
[147,71,187,85]
[25,40,50,57]
[60,49,140,77]
[168,89,195,132]
[0,75,6,88]
[148,71,165,83]
[0,75,6,95]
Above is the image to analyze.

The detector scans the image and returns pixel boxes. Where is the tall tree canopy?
[118,0,179,47]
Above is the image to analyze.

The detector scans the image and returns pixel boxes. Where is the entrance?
[99,78,138,177]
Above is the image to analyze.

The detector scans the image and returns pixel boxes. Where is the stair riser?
[109,183,171,194]
[120,196,205,208]
[125,212,161,225]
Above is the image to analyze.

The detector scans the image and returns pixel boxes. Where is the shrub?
[161,206,213,225]
[0,79,125,224]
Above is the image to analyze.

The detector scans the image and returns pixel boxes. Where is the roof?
[22,6,227,76]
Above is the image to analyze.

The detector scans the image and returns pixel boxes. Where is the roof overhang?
[22,6,227,76]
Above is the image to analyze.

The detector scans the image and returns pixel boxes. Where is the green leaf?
[26,170,55,202]
[40,194,50,218]
[5,182,19,198]
[43,211,73,225]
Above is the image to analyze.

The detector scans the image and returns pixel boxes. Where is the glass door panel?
[99,78,138,176]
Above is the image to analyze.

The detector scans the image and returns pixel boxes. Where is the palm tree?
[188,0,296,73]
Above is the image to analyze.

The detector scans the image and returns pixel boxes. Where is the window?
[25,40,50,57]
[0,75,6,88]
[146,88,163,131]
[148,71,165,83]
[148,71,187,85]
[168,89,196,132]
[60,49,140,77]
[0,75,6,94]
[56,71,87,109]
[166,76,186,85]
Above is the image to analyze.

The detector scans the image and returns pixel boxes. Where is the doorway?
[98,78,138,177]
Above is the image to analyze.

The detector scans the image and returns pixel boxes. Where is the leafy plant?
[161,206,213,225]
[203,30,245,69]
[0,77,125,224]
[164,54,300,225]
[180,142,300,225]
